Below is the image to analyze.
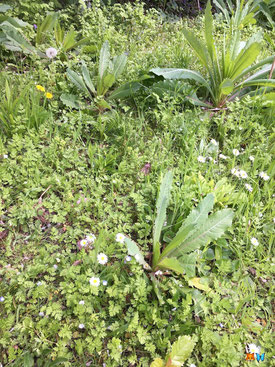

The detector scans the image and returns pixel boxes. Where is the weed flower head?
[190,365,197,367]
[36,85,45,92]
[125,255,132,262]
[45,92,53,99]
[197,156,206,163]
[97,253,108,265]
[245,184,253,192]
[39,311,44,317]
[80,239,88,248]
[239,170,248,179]
[231,168,240,177]
[86,234,96,244]
[210,139,218,146]
[232,149,240,156]
[78,323,85,329]
[102,280,108,286]
[248,344,260,354]
[0,297,4,302]
[251,237,259,247]
[219,154,228,160]
[116,233,125,243]
[79,300,85,305]
[259,172,269,181]
[89,277,100,287]
[249,156,254,162]
[46,47,58,59]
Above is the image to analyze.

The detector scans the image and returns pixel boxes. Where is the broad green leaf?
[108,81,142,99]
[96,98,111,109]
[54,21,64,45]
[182,29,209,69]
[205,1,216,60]
[238,78,275,89]
[150,358,164,367]
[62,29,76,51]
[188,277,210,292]
[220,78,234,95]
[99,41,110,79]
[168,336,197,366]
[24,352,34,367]
[152,170,173,267]
[66,69,90,96]
[1,24,36,53]
[125,237,151,269]
[157,257,185,274]
[36,12,58,45]
[174,208,234,255]
[234,55,275,82]
[231,42,261,80]
[103,73,116,89]
[178,252,197,277]
[112,53,127,79]
[81,61,96,94]
[67,37,89,51]
[0,4,12,12]
[60,93,80,109]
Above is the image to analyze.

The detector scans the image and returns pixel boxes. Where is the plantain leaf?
[81,61,96,95]
[157,257,185,274]
[182,29,209,69]
[175,208,234,255]
[220,78,234,95]
[36,12,58,45]
[62,28,76,51]
[125,237,151,269]
[168,336,197,366]
[108,81,142,99]
[205,1,216,60]
[66,68,90,96]
[103,73,116,89]
[152,170,173,267]
[231,42,261,80]
[112,53,127,79]
[99,41,110,80]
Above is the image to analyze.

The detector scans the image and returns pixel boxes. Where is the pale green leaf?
[158,257,185,274]
[66,68,90,96]
[99,41,110,79]
[108,81,142,100]
[168,336,197,366]
[150,358,164,367]
[112,53,127,79]
[188,277,210,292]
[81,61,96,94]
[220,78,234,95]
[60,93,80,109]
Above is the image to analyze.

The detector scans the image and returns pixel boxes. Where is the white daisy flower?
[80,239,88,247]
[86,234,96,244]
[245,184,253,192]
[89,277,100,287]
[248,343,260,354]
[219,154,228,160]
[102,280,108,286]
[79,300,85,305]
[46,47,58,59]
[116,233,125,243]
[210,139,218,146]
[249,156,254,162]
[97,253,108,265]
[197,155,206,163]
[78,323,85,329]
[239,170,248,179]
[251,237,259,247]
[232,149,240,156]
[259,172,269,181]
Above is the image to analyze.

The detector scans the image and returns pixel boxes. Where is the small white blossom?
[97,253,108,265]
[125,255,132,262]
[37,281,42,286]
[245,184,253,192]
[258,212,263,218]
[248,344,260,354]
[53,264,58,269]
[46,47,58,59]
[3,154,8,159]
[231,168,240,177]
[259,172,270,181]
[102,280,108,286]
[239,170,248,179]
[251,237,259,247]
[78,323,85,329]
[190,364,197,367]
[79,300,85,305]
[134,253,142,262]
[86,234,96,244]
[80,239,88,247]
[0,296,4,302]
[232,149,240,156]
[39,311,44,317]
[210,139,218,146]
[249,156,254,162]
[56,258,60,263]
[89,277,100,287]
[273,218,275,224]
[116,233,125,243]
[155,270,163,276]
[219,323,224,328]
[219,154,228,160]
[197,155,206,163]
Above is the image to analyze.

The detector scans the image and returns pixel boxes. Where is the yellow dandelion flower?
[45,92,53,99]
[36,85,45,92]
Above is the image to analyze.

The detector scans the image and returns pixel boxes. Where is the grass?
[0,0,274,366]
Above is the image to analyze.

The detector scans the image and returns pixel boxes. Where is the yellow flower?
[36,85,45,92]
[45,92,53,99]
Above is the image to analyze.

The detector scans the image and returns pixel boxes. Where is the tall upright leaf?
[98,41,110,80]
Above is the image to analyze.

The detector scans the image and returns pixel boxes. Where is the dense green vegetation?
[0,0,274,366]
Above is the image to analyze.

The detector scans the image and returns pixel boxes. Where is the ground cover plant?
[0,0,274,366]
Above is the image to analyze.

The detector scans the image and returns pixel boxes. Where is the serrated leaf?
[188,277,210,292]
[152,170,173,267]
[125,237,151,269]
[168,336,197,366]
[179,252,197,277]
[150,358,164,367]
